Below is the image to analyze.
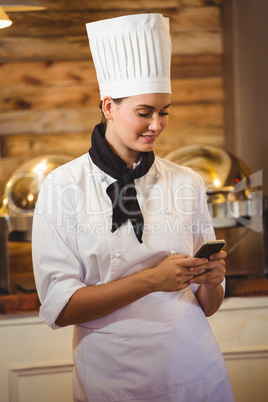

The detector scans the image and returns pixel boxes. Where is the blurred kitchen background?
[0,0,267,197]
[0,1,268,402]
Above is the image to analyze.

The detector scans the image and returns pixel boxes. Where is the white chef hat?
[86,13,172,100]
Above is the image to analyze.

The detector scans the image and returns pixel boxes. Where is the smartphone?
[194,240,226,259]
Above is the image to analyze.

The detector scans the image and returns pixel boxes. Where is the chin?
[138,145,154,153]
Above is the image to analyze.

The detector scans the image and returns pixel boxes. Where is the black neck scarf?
[89,123,155,243]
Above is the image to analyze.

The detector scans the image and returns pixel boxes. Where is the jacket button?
[170,250,176,255]
[115,253,121,258]
[155,173,160,179]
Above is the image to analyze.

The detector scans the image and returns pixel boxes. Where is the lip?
[140,135,158,143]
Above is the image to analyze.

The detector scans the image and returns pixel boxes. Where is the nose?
[148,116,161,133]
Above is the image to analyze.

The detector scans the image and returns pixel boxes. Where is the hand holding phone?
[194,240,226,260]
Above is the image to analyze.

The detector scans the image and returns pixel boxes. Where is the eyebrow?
[137,103,172,109]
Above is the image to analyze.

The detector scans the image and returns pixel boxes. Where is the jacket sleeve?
[32,169,86,330]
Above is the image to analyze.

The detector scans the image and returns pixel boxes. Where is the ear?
[102,96,114,120]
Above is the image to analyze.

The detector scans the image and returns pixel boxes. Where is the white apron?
[72,296,234,402]
[32,154,235,401]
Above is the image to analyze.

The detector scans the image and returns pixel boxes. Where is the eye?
[137,112,150,117]
[160,111,169,116]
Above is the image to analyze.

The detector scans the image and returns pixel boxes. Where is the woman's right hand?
[150,254,208,292]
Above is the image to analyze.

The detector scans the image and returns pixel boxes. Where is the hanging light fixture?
[0,6,12,28]
[0,0,46,29]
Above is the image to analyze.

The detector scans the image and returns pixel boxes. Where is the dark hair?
[99,97,126,130]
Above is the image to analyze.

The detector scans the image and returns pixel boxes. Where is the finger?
[168,254,188,260]
[187,258,209,274]
[186,257,209,267]
[191,269,210,277]
[192,272,219,285]
[204,259,226,272]
[209,250,227,260]
[192,266,226,284]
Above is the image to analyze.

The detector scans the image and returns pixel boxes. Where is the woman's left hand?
[189,250,227,289]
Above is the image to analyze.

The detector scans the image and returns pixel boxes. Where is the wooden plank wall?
[0,0,224,196]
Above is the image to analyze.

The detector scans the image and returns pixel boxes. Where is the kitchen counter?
[1,273,268,315]
[225,276,268,297]
[0,273,40,315]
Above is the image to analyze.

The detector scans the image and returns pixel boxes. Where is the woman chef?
[32,13,235,402]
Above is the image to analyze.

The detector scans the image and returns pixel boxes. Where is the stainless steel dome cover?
[165,145,260,228]
[2,154,74,216]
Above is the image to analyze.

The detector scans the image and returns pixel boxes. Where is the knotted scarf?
[89,124,155,243]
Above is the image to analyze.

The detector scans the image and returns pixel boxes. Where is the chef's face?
[103,93,171,164]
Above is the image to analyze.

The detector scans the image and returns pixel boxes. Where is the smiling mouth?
[140,135,157,139]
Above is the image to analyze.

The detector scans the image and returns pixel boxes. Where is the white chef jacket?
[32,153,234,402]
